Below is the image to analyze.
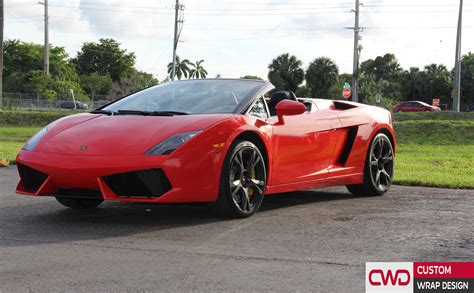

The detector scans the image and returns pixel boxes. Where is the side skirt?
[265,173,363,195]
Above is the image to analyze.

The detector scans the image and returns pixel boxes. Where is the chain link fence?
[1,93,113,111]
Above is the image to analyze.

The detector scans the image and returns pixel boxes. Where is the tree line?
[266,53,474,110]
[2,38,208,102]
[3,37,473,109]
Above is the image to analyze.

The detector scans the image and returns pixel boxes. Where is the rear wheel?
[209,140,266,218]
[346,133,394,196]
[55,197,104,209]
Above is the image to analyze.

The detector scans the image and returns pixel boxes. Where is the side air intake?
[337,127,358,165]
[17,163,48,193]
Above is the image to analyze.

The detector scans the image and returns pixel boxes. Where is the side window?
[248,96,269,119]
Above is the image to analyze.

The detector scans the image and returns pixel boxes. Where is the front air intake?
[103,169,172,198]
[17,163,48,193]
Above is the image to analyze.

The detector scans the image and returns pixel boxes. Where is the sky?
[5,0,474,81]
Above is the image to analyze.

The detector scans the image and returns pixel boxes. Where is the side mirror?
[275,100,307,124]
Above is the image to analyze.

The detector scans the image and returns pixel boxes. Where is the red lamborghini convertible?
[16,79,395,218]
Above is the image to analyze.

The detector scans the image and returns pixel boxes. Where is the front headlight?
[22,127,48,151]
[145,130,202,155]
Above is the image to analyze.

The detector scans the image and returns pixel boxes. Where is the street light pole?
[351,0,361,103]
[171,0,179,81]
[453,0,463,112]
[43,0,49,75]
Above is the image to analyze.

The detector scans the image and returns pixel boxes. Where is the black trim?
[337,127,358,165]
[52,188,103,199]
[333,101,358,110]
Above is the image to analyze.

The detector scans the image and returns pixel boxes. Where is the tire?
[55,197,104,209]
[346,133,394,196]
[209,140,266,218]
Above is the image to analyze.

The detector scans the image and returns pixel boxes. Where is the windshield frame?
[93,79,275,115]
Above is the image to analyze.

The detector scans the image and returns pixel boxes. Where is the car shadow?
[0,188,363,248]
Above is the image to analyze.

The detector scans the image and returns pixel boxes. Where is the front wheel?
[56,197,104,209]
[209,140,267,218]
[346,133,394,196]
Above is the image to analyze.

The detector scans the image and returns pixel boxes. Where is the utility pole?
[171,0,184,81]
[43,0,49,75]
[452,0,463,112]
[351,0,361,103]
[0,0,4,109]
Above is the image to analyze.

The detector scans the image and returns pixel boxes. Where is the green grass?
[392,112,474,189]
[0,110,80,127]
[0,141,24,162]
[393,111,474,121]
[0,127,40,162]
[394,120,474,145]
[394,144,474,189]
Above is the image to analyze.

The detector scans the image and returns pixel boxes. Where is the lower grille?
[55,188,103,199]
[103,169,172,198]
[17,163,48,193]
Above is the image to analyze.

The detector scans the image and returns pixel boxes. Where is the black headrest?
[270,91,297,102]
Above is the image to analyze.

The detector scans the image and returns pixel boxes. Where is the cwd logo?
[369,269,410,286]
[366,262,413,293]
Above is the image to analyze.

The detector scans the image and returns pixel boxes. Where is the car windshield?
[102,79,264,114]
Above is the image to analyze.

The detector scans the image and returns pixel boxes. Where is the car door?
[405,102,415,112]
[269,103,341,185]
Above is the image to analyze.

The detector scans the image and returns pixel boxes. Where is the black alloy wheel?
[209,140,266,218]
[347,133,394,196]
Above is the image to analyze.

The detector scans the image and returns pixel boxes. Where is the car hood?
[36,113,233,155]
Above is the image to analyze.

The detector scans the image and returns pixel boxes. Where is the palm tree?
[267,53,304,92]
[423,64,452,100]
[167,56,191,80]
[190,60,208,79]
[305,57,339,99]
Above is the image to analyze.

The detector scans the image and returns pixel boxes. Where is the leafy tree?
[111,70,159,98]
[268,53,304,92]
[73,38,136,81]
[360,53,402,82]
[190,60,208,79]
[400,67,423,101]
[240,75,263,80]
[305,57,339,99]
[359,73,398,109]
[80,73,113,100]
[295,85,311,98]
[460,52,474,109]
[422,64,452,100]
[3,40,80,92]
[167,56,191,80]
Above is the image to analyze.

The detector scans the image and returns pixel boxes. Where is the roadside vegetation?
[393,113,474,188]
[1,111,472,189]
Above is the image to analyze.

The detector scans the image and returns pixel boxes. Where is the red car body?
[16,80,395,206]
[393,101,441,112]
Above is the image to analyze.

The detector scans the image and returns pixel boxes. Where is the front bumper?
[15,149,223,203]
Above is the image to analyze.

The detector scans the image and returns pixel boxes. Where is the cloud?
[5,0,474,79]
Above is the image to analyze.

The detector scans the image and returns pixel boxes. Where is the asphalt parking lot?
[0,165,473,292]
